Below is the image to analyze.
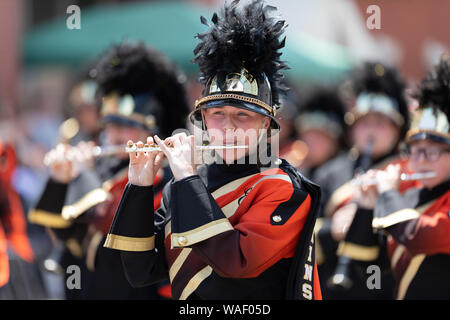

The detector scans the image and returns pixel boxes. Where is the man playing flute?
[104,0,322,300]
[29,42,189,299]
[356,57,450,299]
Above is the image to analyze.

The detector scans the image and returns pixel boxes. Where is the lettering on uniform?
[303,264,313,282]
[301,233,315,300]
[302,283,313,300]
[307,244,313,262]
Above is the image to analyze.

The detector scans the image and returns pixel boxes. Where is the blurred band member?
[360,57,450,299]
[29,42,189,299]
[314,62,410,299]
[295,86,348,182]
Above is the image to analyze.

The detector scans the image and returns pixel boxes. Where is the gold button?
[272,215,282,223]
[177,236,188,246]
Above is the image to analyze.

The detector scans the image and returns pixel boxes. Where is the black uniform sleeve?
[28,179,71,228]
[105,182,170,287]
[337,206,380,262]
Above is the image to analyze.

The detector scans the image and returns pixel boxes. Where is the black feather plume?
[412,56,450,122]
[299,86,347,126]
[95,42,189,136]
[192,0,288,106]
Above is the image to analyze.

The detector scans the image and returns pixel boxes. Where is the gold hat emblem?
[209,68,258,96]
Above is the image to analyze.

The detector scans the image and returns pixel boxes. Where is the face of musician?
[407,140,450,189]
[351,113,400,159]
[76,103,100,137]
[202,106,271,164]
[300,129,339,168]
[104,122,149,160]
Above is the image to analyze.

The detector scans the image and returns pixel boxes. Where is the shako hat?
[189,0,289,132]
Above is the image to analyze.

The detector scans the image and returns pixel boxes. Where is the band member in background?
[64,60,102,146]
[0,141,35,298]
[28,42,189,299]
[358,57,450,299]
[104,0,322,300]
[294,86,349,183]
[314,62,410,299]
[37,59,102,298]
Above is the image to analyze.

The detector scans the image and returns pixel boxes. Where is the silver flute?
[44,144,248,166]
[351,171,437,187]
[125,143,248,153]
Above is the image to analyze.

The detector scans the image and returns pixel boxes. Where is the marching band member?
[315,62,411,299]
[104,0,322,300]
[294,86,349,183]
[28,42,189,299]
[366,57,450,299]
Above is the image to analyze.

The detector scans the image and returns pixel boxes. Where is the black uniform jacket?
[105,159,322,300]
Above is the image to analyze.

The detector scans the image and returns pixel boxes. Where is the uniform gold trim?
[390,241,405,270]
[61,188,109,220]
[314,218,325,265]
[169,248,192,283]
[86,230,105,271]
[28,209,73,229]
[168,172,293,295]
[103,234,155,251]
[165,174,257,283]
[171,218,233,249]
[372,201,434,229]
[396,254,425,300]
[65,238,83,258]
[337,242,380,261]
[170,173,291,249]
[179,266,213,300]
[324,182,354,217]
[195,93,275,116]
[211,173,259,199]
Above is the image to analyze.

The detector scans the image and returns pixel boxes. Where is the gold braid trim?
[195,94,275,116]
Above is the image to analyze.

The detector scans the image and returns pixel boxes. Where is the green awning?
[23,1,353,83]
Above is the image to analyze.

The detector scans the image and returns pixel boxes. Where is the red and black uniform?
[313,151,409,299]
[105,159,322,300]
[373,179,450,299]
[0,142,34,293]
[328,157,419,298]
[29,157,172,299]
